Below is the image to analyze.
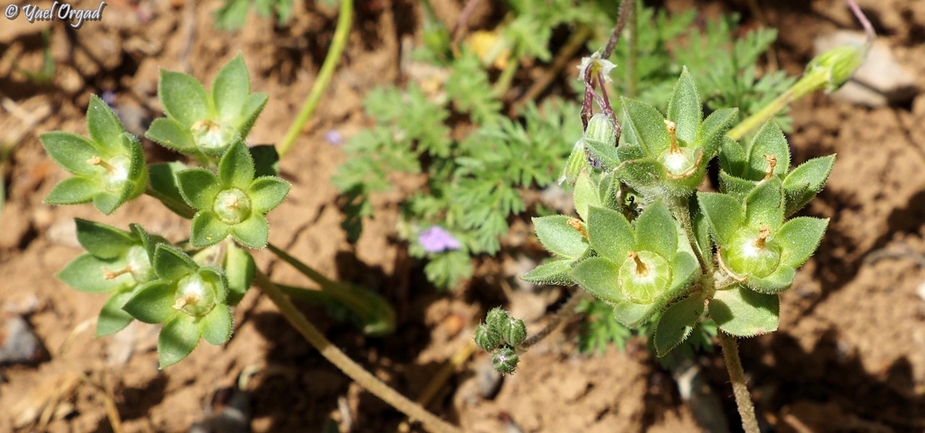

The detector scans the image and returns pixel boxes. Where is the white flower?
[577,51,617,82]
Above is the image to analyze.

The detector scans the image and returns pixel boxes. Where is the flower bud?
[491,346,520,375]
[806,45,866,92]
[584,114,617,148]
[474,323,502,351]
[559,139,589,186]
[500,317,527,347]
[485,307,509,331]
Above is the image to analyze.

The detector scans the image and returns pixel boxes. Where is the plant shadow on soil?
[737,329,925,431]
[245,250,463,431]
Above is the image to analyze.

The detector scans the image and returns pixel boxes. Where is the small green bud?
[806,45,866,92]
[559,139,589,186]
[584,114,617,148]
[500,316,527,347]
[485,307,509,331]
[474,323,502,351]
[491,346,520,375]
[619,251,671,304]
[213,188,252,224]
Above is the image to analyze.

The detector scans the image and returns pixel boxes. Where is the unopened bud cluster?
[475,307,527,374]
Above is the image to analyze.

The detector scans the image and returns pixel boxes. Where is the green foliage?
[39,55,399,369]
[214,0,295,31]
[40,96,147,215]
[604,2,796,132]
[526,67,834,361]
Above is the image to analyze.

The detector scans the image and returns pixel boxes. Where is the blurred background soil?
[2,0,925,431]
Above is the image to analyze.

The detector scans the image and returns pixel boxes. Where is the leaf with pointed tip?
[123,280,176,323]
[571,257,623,304]
[533,215,588,260]
[153,244,198,282]
[783,155,836,216]
[718,136,746,176]
[710,286,779,337]
[191,211,232,248]
[615,158,666,194]
[654,294,705,357]
[92,192,122,215]
[200,304,233,345]
[666,67,701,144]
[573,171,601,222]
[612,300,656,327]
[74,219,136,259]
[158,314,200,368]
[697,192,744,246]
[41,132,100,177]
[583,137,619,170]
[58,254,132,294]
[238,92,268,137]
[248,176,290,213]
[587,206,634,263]
[635,201,677,260]
[746,121,790,181]
[219,141,255,190]
[520,259,574,286]
[718,170,757,201]
[745,177,784,229]
[231,214,269,249]
[44,177,99,205]
[159,69,212,127]
[146,118,198,154]
[698,108,737,158]
[616,143,645,163]
[621,97,669,157]
[96,290,136,337]
[212,54,250,121]
[747,265,795,294]
[87,95,126,154]
[778,217,828,268]
[176,168,221,210]
[668,251,699,294]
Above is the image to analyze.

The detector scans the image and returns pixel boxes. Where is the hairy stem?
[278,0,353,158]
[719,331,760,433]
[667,196,710,274]
[522,289,588,348]
[254,271,461,433]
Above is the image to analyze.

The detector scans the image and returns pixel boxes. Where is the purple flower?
[324,129,343,146]
[418,226,461,253]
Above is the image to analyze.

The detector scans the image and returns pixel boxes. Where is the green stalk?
[492,57,520,97]
[667,196,710,274]
[719,331,760,433]
[727,72,827,141]
[277,0,353,158]
[267,243,395,335]
[254,271,462,433]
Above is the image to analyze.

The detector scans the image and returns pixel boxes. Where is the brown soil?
[2,0,925,432]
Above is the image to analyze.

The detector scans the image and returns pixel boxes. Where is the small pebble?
[0,313,48,366]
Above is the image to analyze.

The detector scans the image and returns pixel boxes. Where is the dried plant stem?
[254,271,461,433]
[719,331,760,433]
[278,0,353,158]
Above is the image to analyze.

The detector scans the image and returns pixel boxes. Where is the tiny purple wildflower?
[101,90,117,107]
[324,129,343,146]
[419,226,461,253]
